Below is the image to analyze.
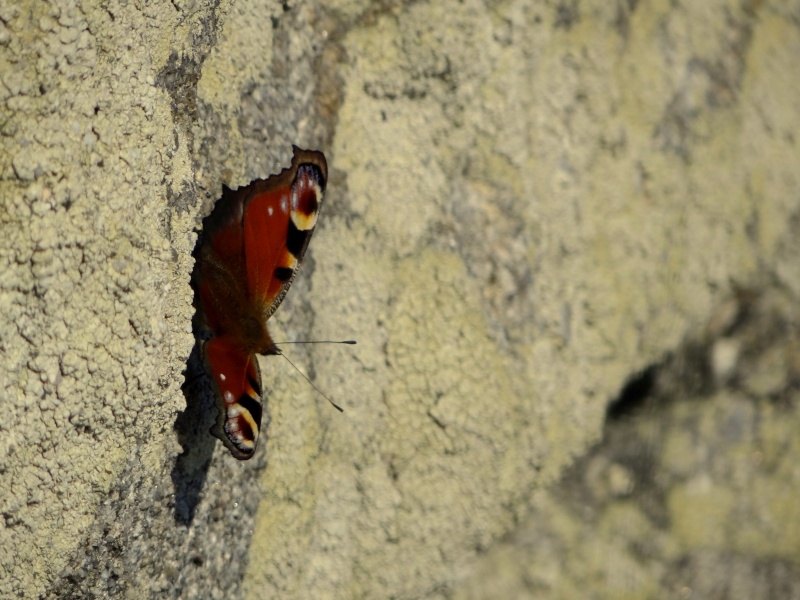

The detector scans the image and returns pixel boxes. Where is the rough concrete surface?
[0,0,798,598]
[452,288,800,599]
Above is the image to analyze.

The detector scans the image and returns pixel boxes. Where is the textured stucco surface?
[0,0,329,597]
[1,0,799,598]
[0,0,197,596]
[241,1,800,598]
[452,288,800,599]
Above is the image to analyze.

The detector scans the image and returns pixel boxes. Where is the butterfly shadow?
[171,342,218,525]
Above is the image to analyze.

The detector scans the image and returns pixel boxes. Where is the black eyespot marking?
[298,163,326,191]
[296,186,319,217]
[274,266,294,283]
[238,395,263,432]
[286,219,313,258]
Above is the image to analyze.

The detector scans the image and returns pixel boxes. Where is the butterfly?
[193,146,328,460]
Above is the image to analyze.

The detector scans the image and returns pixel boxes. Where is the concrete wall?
[1,0,798,598]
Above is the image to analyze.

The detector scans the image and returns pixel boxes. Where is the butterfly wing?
[204,336,264,460]
[243,146,328,317]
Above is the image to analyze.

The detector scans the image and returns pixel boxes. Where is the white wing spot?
[268,206,273,216]
[281,197,289,214]
[224,391,235,403]
[219,373,227,382]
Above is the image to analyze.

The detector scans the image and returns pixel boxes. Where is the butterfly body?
[194,146,328,459]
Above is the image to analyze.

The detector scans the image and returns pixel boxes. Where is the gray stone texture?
[0,0,798,598]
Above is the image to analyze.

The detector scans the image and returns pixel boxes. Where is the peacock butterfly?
[193,146,328,460]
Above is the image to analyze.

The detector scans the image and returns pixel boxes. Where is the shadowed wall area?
[1,1,798,598]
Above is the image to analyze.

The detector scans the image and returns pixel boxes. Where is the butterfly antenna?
[276,340,357,345]
[279,352,345,412]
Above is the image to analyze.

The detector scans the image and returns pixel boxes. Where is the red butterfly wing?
[196,188,247,338]
[243,149,327,316]
[194,147,328,460]
[205,336,263,460]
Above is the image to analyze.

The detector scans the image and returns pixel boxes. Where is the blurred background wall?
[1,1,798,598]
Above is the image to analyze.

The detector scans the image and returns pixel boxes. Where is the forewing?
[195,186,247,334]
[243,147,328,317]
